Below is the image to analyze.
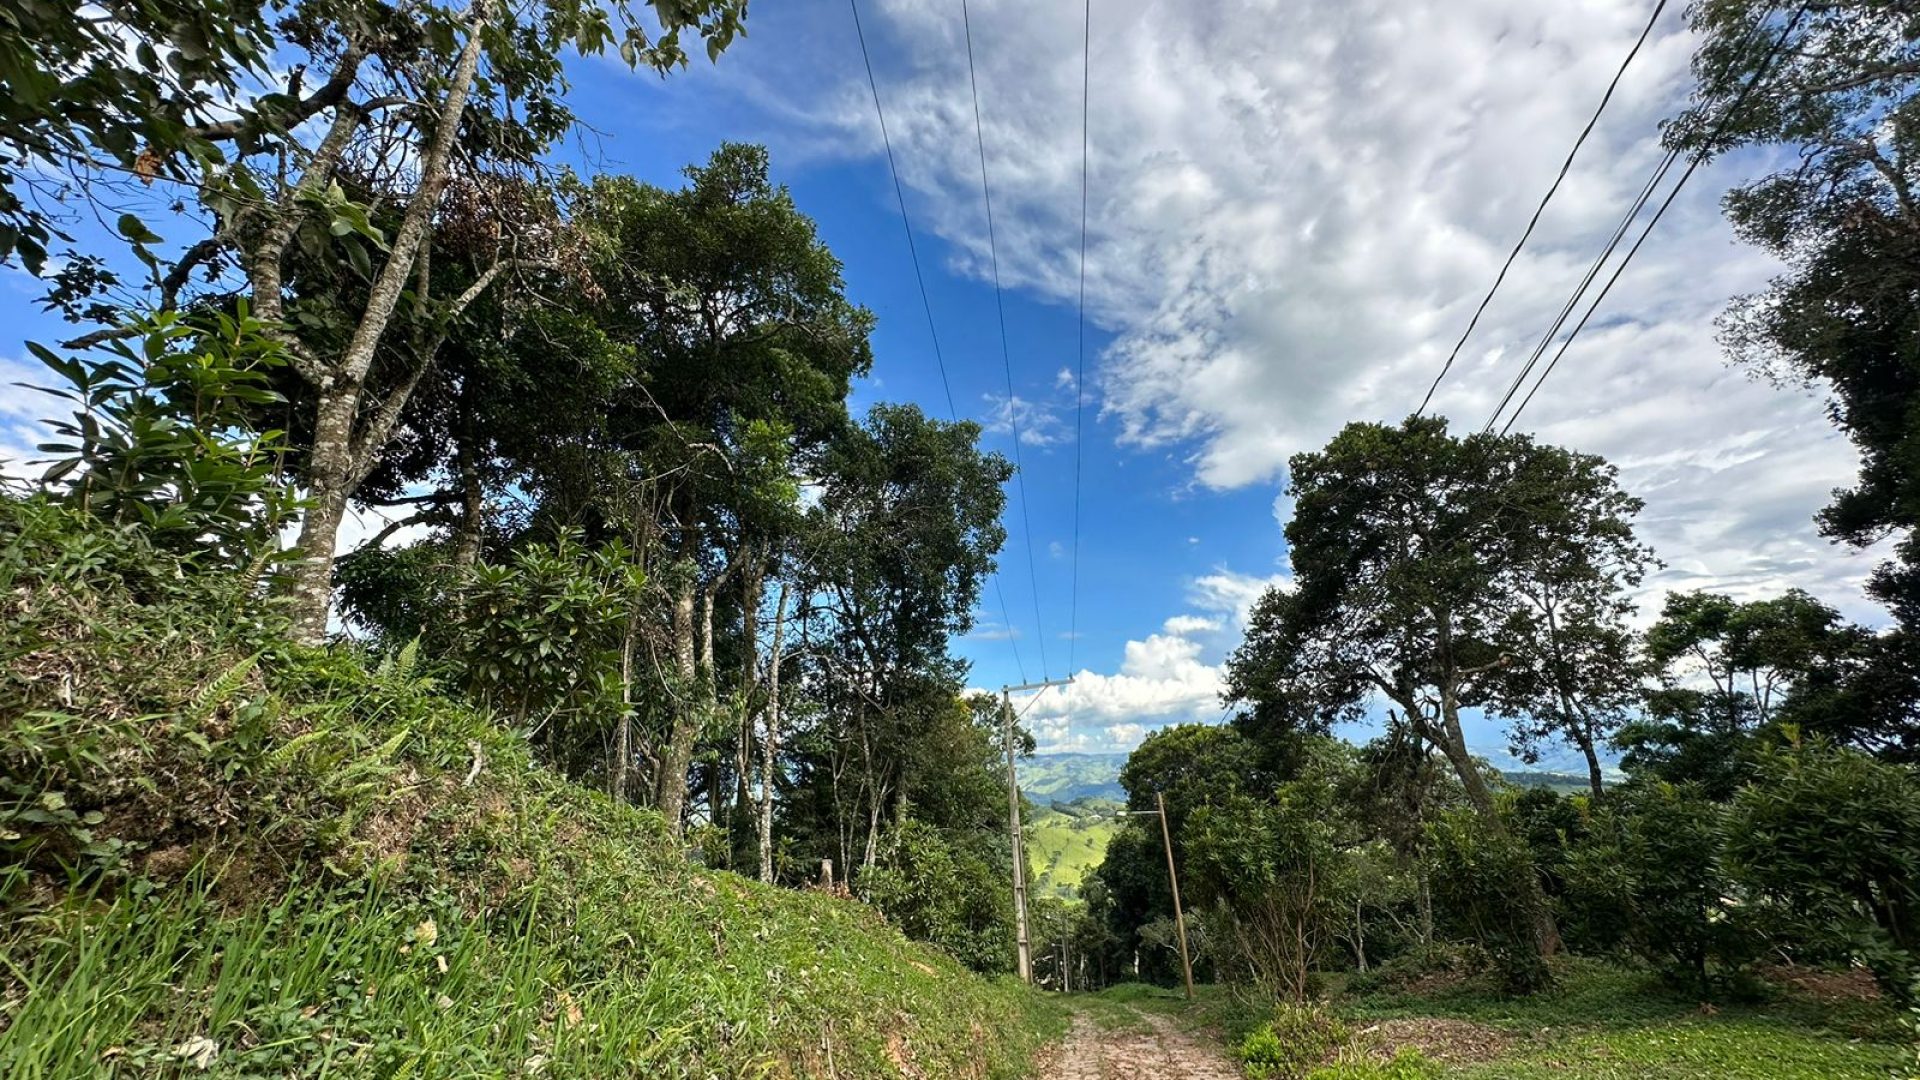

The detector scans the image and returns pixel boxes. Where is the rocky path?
[1033,1006,1241,1080]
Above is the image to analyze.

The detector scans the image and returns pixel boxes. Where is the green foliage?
[1601,783,1753,993]
[0,0,268,277]
[452,531,643,737]
[1238,1001,1350,1080]
[1671,1,1920,752]
[1342,956,1906,1079]
[1423,807,1552,994]
[859,819,1016,974]
[1726,736,1920,997]
[1189,780,1350,1000]
[0,496,1063,1077]
[26,306,299,568]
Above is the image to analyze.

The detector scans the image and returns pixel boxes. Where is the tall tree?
[1675,0,1920,744]
[30,0,746,641]
[1225,415,1654,961]
[569,145,874,833]
[1620,588,1874,794]
[788,403,1011,872]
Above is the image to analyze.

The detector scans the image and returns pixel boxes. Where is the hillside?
[1027,798,1122,899]
[1020,752,1129,803]
[0,502,1062,1078]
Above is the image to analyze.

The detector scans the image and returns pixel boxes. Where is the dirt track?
[1034,1007,1241,1080]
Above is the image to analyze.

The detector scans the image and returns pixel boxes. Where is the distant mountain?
[1020,751,1128,803]
[1502,770,1595,795]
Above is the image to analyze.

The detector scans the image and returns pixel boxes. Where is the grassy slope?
[1026,801,1119,899]
[0,502,1064,1078]
[1333,960,1908,1079]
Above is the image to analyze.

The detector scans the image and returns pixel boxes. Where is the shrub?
[1238,1001,1350,1080]
[1616,782,1754,994]
[1726,736,1920,999]
[25,306,300,570]
[857,819,1016,974]
[1188,783,1350,1001]
[1423,808,1552,994]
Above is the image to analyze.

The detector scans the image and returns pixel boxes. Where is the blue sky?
[0,0,1890,764]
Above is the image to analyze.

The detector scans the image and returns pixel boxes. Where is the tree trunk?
[1576,730,1605,801]
[759,584,787,884]
[655,580,700,835]
[452,435,484,569]
[1436,693,1562,960]
[286,386,359,642]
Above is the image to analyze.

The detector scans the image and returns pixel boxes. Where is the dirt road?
[1033,1006,1241,1080]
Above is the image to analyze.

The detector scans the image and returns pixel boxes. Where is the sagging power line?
[1491,5,1810,436]
[845,0,1034,683]
[1416,0,1671,417]
[963,0,1054,679]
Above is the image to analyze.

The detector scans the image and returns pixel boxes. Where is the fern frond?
[186,653,260,725]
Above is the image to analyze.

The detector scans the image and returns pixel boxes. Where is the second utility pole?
[1003,677,1072,984]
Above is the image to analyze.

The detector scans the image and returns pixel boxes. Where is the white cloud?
[777,0,1884,627]
[1188,568,1291,628]
[1161,614,1222,636]
[980,391,1072,448]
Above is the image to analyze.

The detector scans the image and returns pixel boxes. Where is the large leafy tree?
[1225,415,1654,960]
[789,403,1011,873]
[24,0,747,642]
[1674,0,1920,739]
[562,145,874,832]
[1621,588,1901,790]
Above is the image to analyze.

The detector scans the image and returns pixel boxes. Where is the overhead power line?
[1482,149,1679,432]
[1415,0,1670,417]
[1493,4,1809,436]
[847,0,1029,683]
[962,0,1053,679]
[1067,0,1090,679]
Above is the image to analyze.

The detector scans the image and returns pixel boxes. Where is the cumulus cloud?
[777,0,1879,623]
[1017,566,1295,752]
[980,391,1072,448]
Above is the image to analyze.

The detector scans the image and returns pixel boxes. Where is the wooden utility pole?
[1002,677,1072,984]
[1156,790,1196,1000]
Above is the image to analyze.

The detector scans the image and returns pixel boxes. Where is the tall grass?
[0,499,1064,1077]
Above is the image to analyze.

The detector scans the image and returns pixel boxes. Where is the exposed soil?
[1034,1009,1242,1080]
[1350,1016,1513,1064]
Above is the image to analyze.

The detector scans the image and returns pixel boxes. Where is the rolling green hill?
[1027,797,1123,899]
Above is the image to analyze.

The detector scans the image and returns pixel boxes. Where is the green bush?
[25,307,300,570]
[858,818,1016,974]
[1423,807,1552,994]
[1726,736,1920,999]
[1613,782,1754,994]
[1238,1001,1350,1079]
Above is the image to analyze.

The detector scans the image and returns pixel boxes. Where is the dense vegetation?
[0,0,1066,1075]
[5,0,1920,1077]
